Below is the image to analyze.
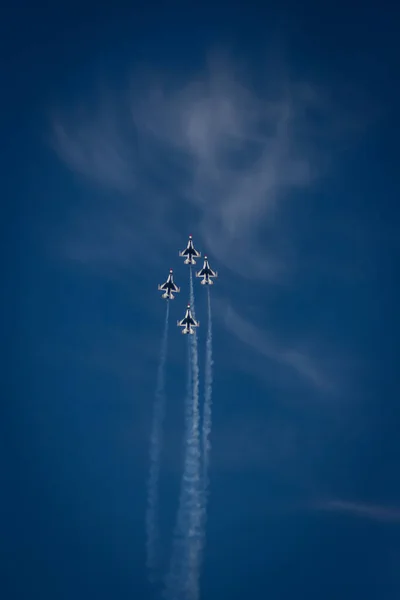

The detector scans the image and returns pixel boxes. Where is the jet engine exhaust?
[164,268,202,600]
[146,301,170,583]
[187,267,202,598]
[200,285,213,564]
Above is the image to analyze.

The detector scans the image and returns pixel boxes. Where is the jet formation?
[157,235,218,334]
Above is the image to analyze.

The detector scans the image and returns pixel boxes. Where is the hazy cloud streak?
[317,499,400,523]
[53,55,332,281]
[223,303,331,391]
[52,54,343,389]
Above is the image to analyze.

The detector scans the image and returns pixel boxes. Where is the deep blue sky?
[2,1,400,599]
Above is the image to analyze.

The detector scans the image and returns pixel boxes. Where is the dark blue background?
[2,1,400,599]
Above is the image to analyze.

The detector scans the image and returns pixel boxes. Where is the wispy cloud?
[221,302,331,391]
[316,499,400,523]
[52,107,137,193]
[51,52,353,389]
[52,53,338,279]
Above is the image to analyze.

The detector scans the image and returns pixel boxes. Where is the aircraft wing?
[209,268,218,277]
[179,247,190,256]
[193,248,201,258]
[171,283,180,292]
[196,267,206,277]
[158,282,169,290]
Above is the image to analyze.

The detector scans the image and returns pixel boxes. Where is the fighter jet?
[196,256,218,285]
[158,269,180,300]
[177,303,200,334]
[179,235,201,265]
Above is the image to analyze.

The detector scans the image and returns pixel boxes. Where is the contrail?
[202,286,213,490]
[164,339,200,600]
[201,286,213,526]
[164,268,202,600]
[146,301,170,584]
[187,267,202,598]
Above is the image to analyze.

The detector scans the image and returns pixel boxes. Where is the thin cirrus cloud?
[221,302,331,392]
[51,53,347,391]
[52,115,137,193]
[316,499,400,523]
[52,54,336,281]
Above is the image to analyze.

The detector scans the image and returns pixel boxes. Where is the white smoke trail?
[164,268,201,600]
[187,267,202,598]
[164,339,198,600]
[197,285,213,576]
[202,286,213,508]
[146,301,170,584]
